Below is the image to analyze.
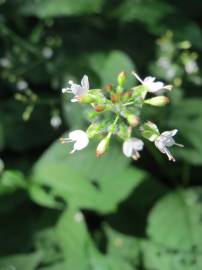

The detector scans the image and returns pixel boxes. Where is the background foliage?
[1,0,202,269]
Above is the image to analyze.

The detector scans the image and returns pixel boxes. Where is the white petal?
[71,98,78,102]
[123,140,133,157]
[143,76,156,84]
[130,138,144,151]
[81,75,89,91]
[148,82,164,92]
[154,140,165,153]
[69,130,87,141]
[161,129,178,138]
[71,84,84,96]
[73,136,89,150]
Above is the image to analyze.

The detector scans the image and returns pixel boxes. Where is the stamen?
[62,88,72,93]
[60,138,72,144]
[165,148,175,162]
[164,85,173,91]
[132,71,143,84]
[70,148,76,154]
[175,143,184,147]
[132,151,140,160]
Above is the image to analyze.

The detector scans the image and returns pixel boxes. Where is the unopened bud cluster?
[61,71,183,162]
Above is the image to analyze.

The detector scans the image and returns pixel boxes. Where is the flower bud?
[96,137,110,157]
[144,96,169,107]
[77,94,96,104]
[127,114,140,127]
[140,121,160,142]
[105,83,114,92]
[117,71,126,87]
[95,104,106,112]
[111,93,121,103]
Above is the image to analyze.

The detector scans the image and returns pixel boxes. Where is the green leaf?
[20,0,103,18]
[142,240,202,270]
[39,262,67,270]
[168,98,202,165]
[89,51,135,88]
[105,225,140,268]
[28,183,63,209]
[143,188,202,269]
[62,95,87,129]
[32,140,145,213]
[113,0,174,26]
[0,252,42,270]
[89,247,136,270]
[0,170,26,195]
[55,208,90,270]
[147,188,202,251]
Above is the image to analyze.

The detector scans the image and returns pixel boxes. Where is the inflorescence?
[60,72,183,162]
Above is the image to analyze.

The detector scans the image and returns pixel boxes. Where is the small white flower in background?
[16,80,28,91]
[42,47,53,59]
[62,75,89,102]
[123,138,144,160]
[60,130,89,154]
[132,71,172,94]
[185,60,198,74]
[50,115,62,129]
[0,57,11,68]
[154,129,184,162]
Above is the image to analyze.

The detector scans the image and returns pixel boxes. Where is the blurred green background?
[1,0,202,269]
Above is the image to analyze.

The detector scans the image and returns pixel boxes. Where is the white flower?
[185,60,198,74]
[0,57,11,68]
[50,115,62,129]
[62,75,89,102]
[42,47,53,59]
[123,138,144,160]
[132,71,172,94]
[154,129,183,162]
[60,130,89,154]
[16,80,28,91]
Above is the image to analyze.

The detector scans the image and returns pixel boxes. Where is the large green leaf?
[89,51,135,88]
[168,99,202,165]
[105,225,140,268]
[142,240,202,270]
[55,208,90,270]
[21,0,103,18]
[89,245,136,270]
[113,0,174,26]
[0,252,42,270]
[32,139,145,213]
[143,188,202,269]
[54,209,138,270]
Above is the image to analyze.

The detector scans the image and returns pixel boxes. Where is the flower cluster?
[61,72,183,162]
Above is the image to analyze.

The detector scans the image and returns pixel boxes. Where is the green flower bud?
[111,93,121,103]
[144,96,169,107]
[94,104,106,112]
[141,121,160,142]
[126,114,140,127]
[117,71,126,87]
[78,94,97,104]
[96,136,110,157]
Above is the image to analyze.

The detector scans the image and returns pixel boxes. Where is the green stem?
[108,114,120,137]
[1,24,39,56]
